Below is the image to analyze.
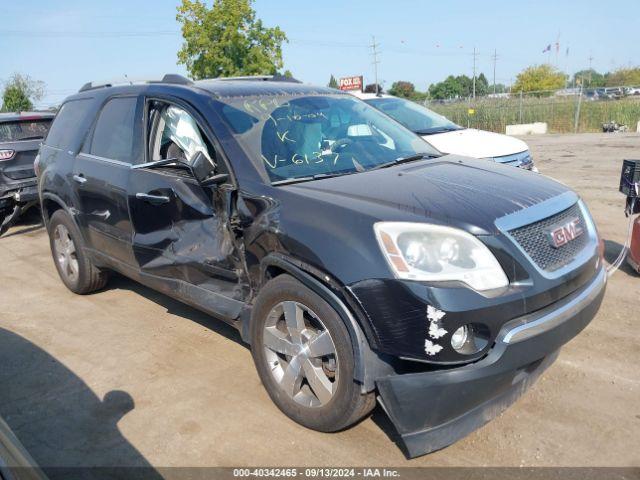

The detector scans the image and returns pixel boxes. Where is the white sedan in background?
[352,92,538,172]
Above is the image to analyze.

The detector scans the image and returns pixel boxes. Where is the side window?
[45,99,92,149]
[147,101,217,168]
[88,97,139,163]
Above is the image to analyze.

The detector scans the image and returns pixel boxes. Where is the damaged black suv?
[37,75,606,458]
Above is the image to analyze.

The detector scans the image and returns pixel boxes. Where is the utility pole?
[370,36,381,95]
[472,47,477,99]
[491,49,498,94]
[588,53,594,85]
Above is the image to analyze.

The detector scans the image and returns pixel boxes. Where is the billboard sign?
[339,76,363,92]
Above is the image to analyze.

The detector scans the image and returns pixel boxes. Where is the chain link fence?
[426,88,640,134]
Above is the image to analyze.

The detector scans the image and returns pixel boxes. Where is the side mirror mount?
[191,151,216,183]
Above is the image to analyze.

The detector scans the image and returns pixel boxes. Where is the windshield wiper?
[370,153,437,171]
[16,135,44,141]
[415,126,460,135]
[272,172,354,186]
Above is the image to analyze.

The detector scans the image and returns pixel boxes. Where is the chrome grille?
[508,203,589,272]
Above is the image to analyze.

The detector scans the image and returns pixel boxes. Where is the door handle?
[72,174,87,184]
[136,192,170,205]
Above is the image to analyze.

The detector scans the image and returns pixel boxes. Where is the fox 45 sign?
[339,76,363,92]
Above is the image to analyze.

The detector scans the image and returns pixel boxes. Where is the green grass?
[429,96,640,133]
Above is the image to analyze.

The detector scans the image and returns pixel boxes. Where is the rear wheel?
[250,274,375,432]
[48,210,108,294]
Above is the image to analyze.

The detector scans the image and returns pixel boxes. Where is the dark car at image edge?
[0,112,54,234]
[35,74,606,458]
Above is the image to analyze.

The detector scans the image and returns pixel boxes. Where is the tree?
[388,81,415,99]
[606,67,640,87]
[428,74,478,100]
[512,64,566,93]
[476,73,489,96]
[491,83,508,94]
[1,73,45,112]
[176,0,288,79]
[573,69,606,87]
[364,83,382,94]
[327,74,338,89]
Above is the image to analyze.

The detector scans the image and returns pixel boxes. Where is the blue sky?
[1,0,636,108]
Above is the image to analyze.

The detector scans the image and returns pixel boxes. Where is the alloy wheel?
[263,301,339,407]
[53,224,79,284]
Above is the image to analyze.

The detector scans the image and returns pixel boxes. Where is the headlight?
[374,222,509,291]
[520,150,533,164]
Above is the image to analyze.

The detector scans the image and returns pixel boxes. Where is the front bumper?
[375,265,606,458]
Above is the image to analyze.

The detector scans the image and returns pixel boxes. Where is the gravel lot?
[0,133,638,468]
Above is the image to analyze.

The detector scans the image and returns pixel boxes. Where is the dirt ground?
[0,133,638,469]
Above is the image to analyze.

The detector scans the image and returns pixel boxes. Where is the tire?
[47,210,108,294]
[250,274,375,432]
[0,211,7,236]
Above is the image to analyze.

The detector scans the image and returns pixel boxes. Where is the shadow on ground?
[1,207,44,239]
[0,328,162,478]
[107,273,246,348]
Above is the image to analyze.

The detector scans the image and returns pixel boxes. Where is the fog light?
[451,325,469,351]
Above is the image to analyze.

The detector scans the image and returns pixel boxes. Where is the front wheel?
[250,274,375,432]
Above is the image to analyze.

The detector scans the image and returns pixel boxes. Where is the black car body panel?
[37,79,606,458]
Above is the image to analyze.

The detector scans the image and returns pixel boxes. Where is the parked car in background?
[596,87,624,100]
[352,92,537,171]
[0,112,54,234]
[583,89,600,101]
[38,75,605,458]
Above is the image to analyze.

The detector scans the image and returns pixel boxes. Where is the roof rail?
[158,74,194,85]
[78,74,194,93]
[78,81,112,93]
[215,74,302,84]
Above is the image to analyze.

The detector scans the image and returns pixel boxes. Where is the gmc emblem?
[547,217,584,248]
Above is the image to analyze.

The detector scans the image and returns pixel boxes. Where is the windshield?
[365,97,461,135]
[213,94,438,184]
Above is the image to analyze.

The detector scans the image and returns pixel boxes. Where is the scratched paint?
[423,305,447,355]
[424,339,443,356]
[427,305,448,339]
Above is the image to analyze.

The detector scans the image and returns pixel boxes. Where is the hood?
[284,156,568,235]
[423,128,529,159]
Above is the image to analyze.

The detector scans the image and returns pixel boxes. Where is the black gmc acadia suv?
[37,75,606,458]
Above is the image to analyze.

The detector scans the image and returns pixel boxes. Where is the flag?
[542,44,551,53]
[566,47,569,56]
[555,42,560,53]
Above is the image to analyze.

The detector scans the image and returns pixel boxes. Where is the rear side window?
[0,119,51,142]
[45,99,92,149]
[89,97,138,163]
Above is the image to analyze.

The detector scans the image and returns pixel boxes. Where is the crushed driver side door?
[126,97,246,322]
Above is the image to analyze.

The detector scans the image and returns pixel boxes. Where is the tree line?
[357,65,640,102]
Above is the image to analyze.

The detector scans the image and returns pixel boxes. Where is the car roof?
[0,111,55,122]
[194,79,343,98]
[348,91,394,101]
[67,76,346,103]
